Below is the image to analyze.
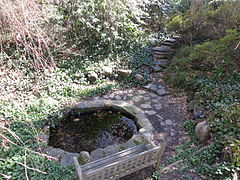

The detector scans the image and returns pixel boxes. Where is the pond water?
[49,110,138,152]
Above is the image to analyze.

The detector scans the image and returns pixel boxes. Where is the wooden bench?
[73,143,166,180]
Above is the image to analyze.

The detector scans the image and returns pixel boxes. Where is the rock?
[102,66,113,76]
[160,122,165,126]
[153,65,163,72]
[78,151,92,165]
[154,104,162,110]
[150,84,158,91]
[146,110,157,116]
[135,74,144,82]
[132,134,145,145]
[157,88,168,96]
[143,83,152,89]
[120,116,138,134]
[48,148,65,161]
[115,95,121,100]
[86,71,98,83]
[132,96,143,103]
[90,148,106,161]
[104,144,120,156]
[121,139,136,149]
[96,131,115,148]
[116,69,132,78]
[141,104,152,109]
[43,146,54,154]
[195,121,210,143]
[194,105,204,118]
[151,73,161,78]
[60,152,79,166]
[170,131,175,137]
[149,93,158,98]
[165,120,173,126]
[143,83,158,92]
[109,94,115,98]
[152,99,159,103]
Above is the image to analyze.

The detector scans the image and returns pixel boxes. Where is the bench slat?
[74,144,166,180]
[85,146,161,177]
[81,144,147,171]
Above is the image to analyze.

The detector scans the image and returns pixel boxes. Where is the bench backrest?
[74,144,166,180]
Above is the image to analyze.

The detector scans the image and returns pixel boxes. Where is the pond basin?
[49,109,138,152]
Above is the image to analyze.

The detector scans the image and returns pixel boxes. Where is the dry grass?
[0,0,55,70]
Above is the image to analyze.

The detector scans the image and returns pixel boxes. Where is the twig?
[161,160,183,172]
[0,173,12,180]
[235,42,240,50]
[0,125,24,145]
[24,150,29,180]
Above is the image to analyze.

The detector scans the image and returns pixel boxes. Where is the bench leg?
[73,157,83,180]
[155,142,167,171]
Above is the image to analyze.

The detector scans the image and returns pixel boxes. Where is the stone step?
[152,46,173,52]
[161,41,177,47]
[153,59,170,68]
[165,38,177,43]
[153,54,170,60]
[153,51,173,56]
[172,35,181,39]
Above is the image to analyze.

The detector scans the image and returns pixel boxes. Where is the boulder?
[195,121,210,144]
[78,151,92,165]
[86,71,98,83]
[135,74,144,82]
[102,66,113,76]
[104,144,120,156]
[90,148,106,161]
[96,131,115,148]
[60,152,79,166]
[116,69,132,78]
[48,148,65,161]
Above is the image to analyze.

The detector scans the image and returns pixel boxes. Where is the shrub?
[0,0,55,70]
[58,0,168,56]
[166,0,240,42]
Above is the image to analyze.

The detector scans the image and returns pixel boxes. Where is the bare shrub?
[0,0,55,70]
